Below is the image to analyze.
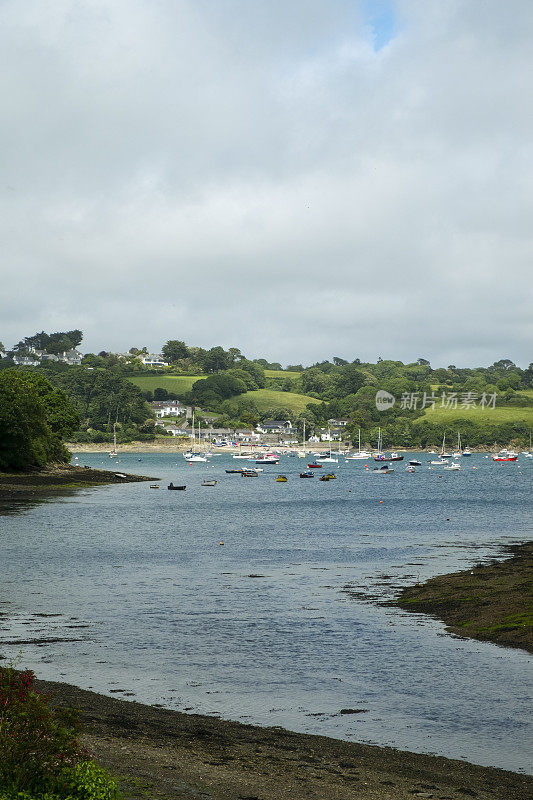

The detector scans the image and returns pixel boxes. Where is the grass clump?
[0,666,120,799]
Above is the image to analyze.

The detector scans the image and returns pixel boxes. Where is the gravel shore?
[37,678,533,800]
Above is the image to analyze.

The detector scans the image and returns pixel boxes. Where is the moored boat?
[389,452,404,461]
[168,483,186,490]
[256,453,280,464]
[300,471,314,478]
[492,451,518,462]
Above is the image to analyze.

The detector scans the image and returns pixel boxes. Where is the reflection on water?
[0,451,531,772]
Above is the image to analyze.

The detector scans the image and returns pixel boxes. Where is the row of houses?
[5,346,83,367]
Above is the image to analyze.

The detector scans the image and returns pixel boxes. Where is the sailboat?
[346,429,372,459]
[233,441,252,459]
[373,428,388,461]
[317,430,338,462]
[440,433,452,459]
[429,434,452,464]
[184,414,207,462]
[297,419,307,457]
[453,432,463,458]
[109,422,118,457]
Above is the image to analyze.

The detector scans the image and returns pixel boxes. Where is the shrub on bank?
[0,666,120,799]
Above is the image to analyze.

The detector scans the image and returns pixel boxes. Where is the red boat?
[492,455,518,462]
[307,462,322,468]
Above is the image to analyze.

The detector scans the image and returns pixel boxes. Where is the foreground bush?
[0,666,119,799]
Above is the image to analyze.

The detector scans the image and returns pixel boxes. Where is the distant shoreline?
[66,440,500,454]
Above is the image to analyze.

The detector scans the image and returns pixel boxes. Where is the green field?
[127,375,200,393]
[264,369,302,379]
[243,389,320,413]
[416,405,533,426]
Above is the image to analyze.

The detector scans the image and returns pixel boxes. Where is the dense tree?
[201,346,231,373]
[0,370,77,469]
[334,363,366,395]
[162,340,189,363]
[40,367,150,432]
[14,330,83,355]
[191,373,247,408]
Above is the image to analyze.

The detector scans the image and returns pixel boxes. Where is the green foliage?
[38,368,150,433]
[13,330,82,356]
[201,346,230,373]
[0,667,119,800]
[0,666,82,793]
[161,340,189,363]
[0,371,76,469]
[49,762,120,800]
[191,373,247,408]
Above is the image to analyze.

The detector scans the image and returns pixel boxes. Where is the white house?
[319,428,344,441]
[150,401,186,418]
[13,354,40,366]
[141,354,169,367]
[256,420,295,435]
[62,348,83,365]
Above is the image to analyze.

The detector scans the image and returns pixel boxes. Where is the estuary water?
[0,451,531,772]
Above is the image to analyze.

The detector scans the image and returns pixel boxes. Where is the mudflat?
[37,678,532,800]
[0,464,156,504]
[396,542,533,653]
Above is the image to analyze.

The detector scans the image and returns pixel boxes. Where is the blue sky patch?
[362,0,397,50]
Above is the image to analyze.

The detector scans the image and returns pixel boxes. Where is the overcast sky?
[1,0,531,367]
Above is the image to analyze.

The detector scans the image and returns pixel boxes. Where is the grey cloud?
[1,0,531,366]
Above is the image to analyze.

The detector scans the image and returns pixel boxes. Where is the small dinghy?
[201,479,217,486]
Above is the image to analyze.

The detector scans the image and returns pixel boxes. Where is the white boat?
[462,447,472,456]
[346,429,372,459]
[443,462,461,471]
[296,419,307,457]
[184,415,207,461]
[256,453,280,464]
[439,433,452,459]
[109,422,119,457]
[233,442,253,459]
[409,459,422,466]
[316,451,338,463]
[452,433,462,458]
